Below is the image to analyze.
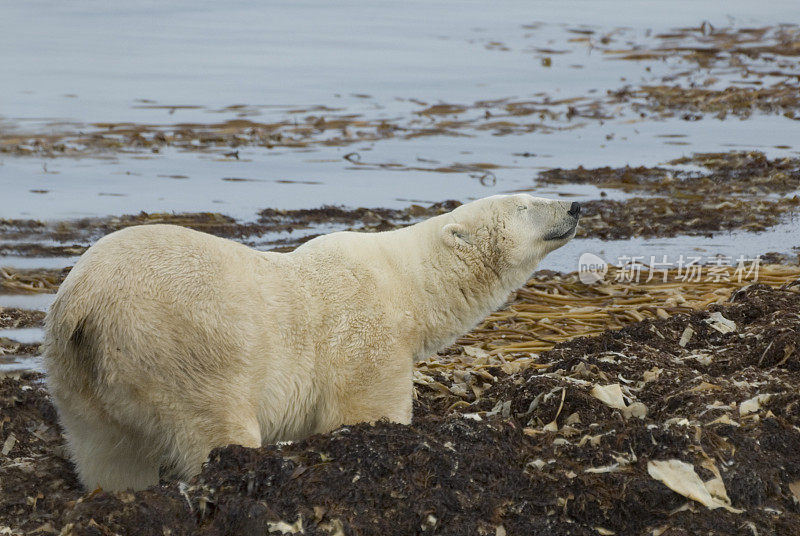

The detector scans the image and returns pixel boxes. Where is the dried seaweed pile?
[0,374,77,533]
[539,151,800,196]
[0,101,560,158]
[636,85,800,119]
[0,213,273,257]
[580,196,800,239]
[421,264,800,380]
[533,151,800,239]
[0,309,44,330]
[599,25,800,66]
[0,267,66,295]
[0,340,39,359]
[3,283,800,535]
[599,25,800,119]
[582,193,800,239]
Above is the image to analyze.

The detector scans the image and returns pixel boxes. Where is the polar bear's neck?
[384,218,532,360]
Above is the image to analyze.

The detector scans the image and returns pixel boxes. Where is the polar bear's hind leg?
[61,408,159,492]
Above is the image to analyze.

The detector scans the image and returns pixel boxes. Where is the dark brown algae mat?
[2,281,800,535]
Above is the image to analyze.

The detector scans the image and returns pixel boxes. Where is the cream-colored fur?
[44,194,578,491]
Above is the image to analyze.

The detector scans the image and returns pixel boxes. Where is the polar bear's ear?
[442,223,473,248]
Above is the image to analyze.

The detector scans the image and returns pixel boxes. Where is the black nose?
[568,202,581,217]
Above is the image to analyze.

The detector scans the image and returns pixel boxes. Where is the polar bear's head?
[441,194,579,279]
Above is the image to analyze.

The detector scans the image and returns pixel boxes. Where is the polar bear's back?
[48,223,266,344]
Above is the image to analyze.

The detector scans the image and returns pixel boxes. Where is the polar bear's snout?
[542,200,581,242]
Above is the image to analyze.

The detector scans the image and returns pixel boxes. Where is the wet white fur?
[44,194,576,491]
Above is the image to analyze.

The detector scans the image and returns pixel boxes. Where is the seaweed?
[4,284,800,534]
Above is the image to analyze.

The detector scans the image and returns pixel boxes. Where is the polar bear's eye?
[517,205,528,211]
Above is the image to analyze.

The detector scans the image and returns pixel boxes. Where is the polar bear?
[44,194,580,491]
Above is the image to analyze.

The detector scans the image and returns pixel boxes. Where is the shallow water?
[2,114,798,221]
[0,327,44,344]
[547,219,800,274]
[3,0,799,125]
[0,256,80,269]
[0,355,44,375]
[0,293,57,312]
[2,0,799,219]
[0,328,44,373]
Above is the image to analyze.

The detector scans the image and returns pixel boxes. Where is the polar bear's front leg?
[163,410,263,482]
[334,357,414,427]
